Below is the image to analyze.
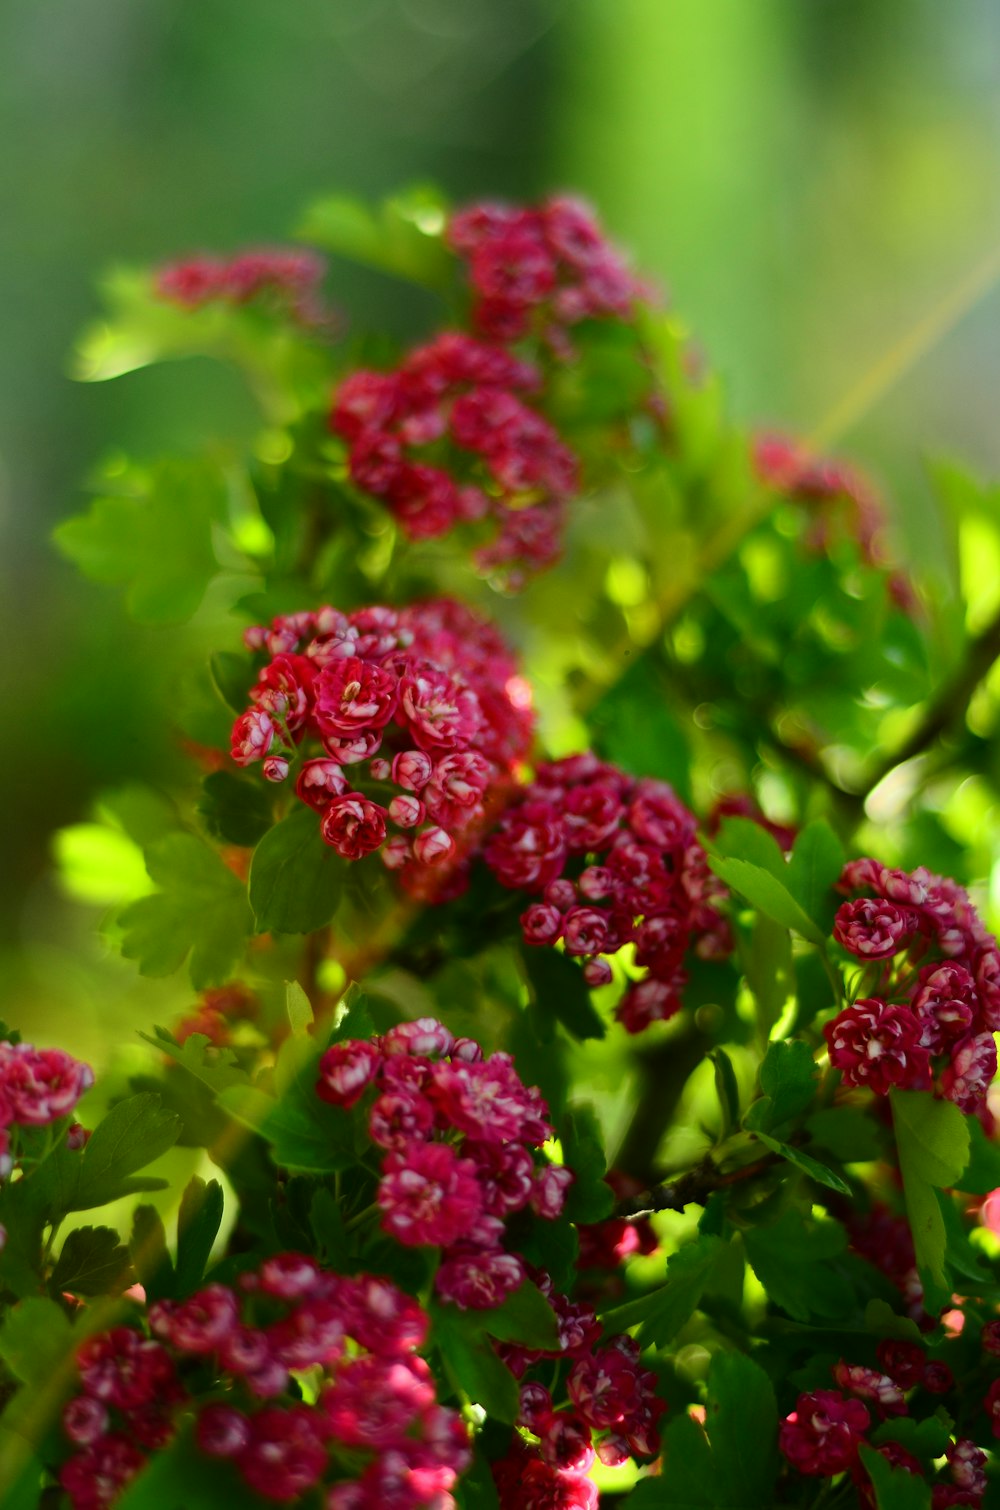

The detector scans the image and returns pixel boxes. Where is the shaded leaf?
[50,1227,133,1297]
[197,771,272,848]
[119,832,252,989]
[248,806,346,935]
[601,1235,724,1346]
[175,1178,225,1294]
[522,945,606,1042]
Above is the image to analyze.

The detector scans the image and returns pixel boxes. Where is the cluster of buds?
[483,756,731,1033]
[317,1017,572,1310]
[779,1345,990,1510]
[155,247,327,324]
[332,332,578,583]
[492,1282,665,1508]
[230,597,533,890]
[0,1039,93,1175]
[174,982,260,1048]
[824,859,1000,1115]
[60,1255,469,1507]
[447,196,641,355]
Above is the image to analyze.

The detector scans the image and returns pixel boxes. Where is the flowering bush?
[4,185,1000,1510]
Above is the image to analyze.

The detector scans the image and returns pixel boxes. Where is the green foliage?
[892,1090,970,1306]
[197,771,273,848]
[559,1105,614,1222]
[743,1208,852,1322]
[119,831,252,988]
[298,184,453,290]
[522,945,606,1041]
[627,1351,777,1508]
[53,459,227,625]
[601,1234,725,1347]
[859,1445,933,1509]
[50,1227,133,1296]
[587,655,692,800]
[248,805,347,934]
[0,1299,74,1388]
[431,1282,559,1423]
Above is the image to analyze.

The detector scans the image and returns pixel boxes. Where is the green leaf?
[297,185,453,290]
[432,1307,519,1423]
[753,1133,851,1195]
[50,1227,133,1296]
[117,1425,273,1509]
[784,820,844,931]
[807,1107,883,1164]
[52,459,226,625]
[119,832,252,989]
[703,1351,778,1509]
[625,1350,777,1508]
[626,1414,713,1507]
[248,806,347,935]
[744,1209,851,1322]
[710,1048,740,1138]
[601,1235,724,1346]
[587,655,691,801]
[0,1299,74,1387]
[864,1298,924,1343]
[708,855,826,945]
[522,945,606,1041]
[858,1445,932,1510]
[743,1039,818,1133]
[892,1090,970,1302]
[743,914,793,1042]
[197,771,272,848]
[209,650,255,714]
[871,1415,950,1465]
[477,1281,560,1349]
[285,980,314,1037]
[130,1205,175,1301]
[175,1178,225,1294]
[74,1093,181,1210]
[956,1113,1000,1194]
[310,1188,351,1270]
[560,1105,614,1223]
[713,817,787,877]
[218,1052,357,1176]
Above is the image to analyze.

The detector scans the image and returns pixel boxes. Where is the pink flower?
[778,1389,870,1476]
[196,1405,251,1458]
[323,1355,435,1448]
[314,656,398,740]
[985,1378,1000,1438]
[832,1360,906,1416]
[412,826,456,866]
[429,1056,552,1144]
[539,1412,594,1474]
[875,1339,925,1388]
[368,1091,435,1150]
[532,1164,575,1220]
[316,1038,381,1109]
[383,1018,454,1058]
[295,758,349,810]
[236,1405,327,1501]
[252,652,315,730]
[941,1032,997,1113]
[0,1044,93,1125]
[320,795,388,859]
[824,998,931,1095]
[834,897,918,960]
[392,749,434,791]
[378,1140,484,1247]
[562,906,610,957]
[911,963,979,1050]
[230,708,274,765]
[399,664,481,754]
[435,1247,526,1310]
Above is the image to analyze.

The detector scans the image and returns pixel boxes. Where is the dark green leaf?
[704,1350,778,1509]
[0,1298,74,1387]
[784,820,844,931]
[710,1048,740,1137]
[209,650,255,714]
[248,806,346,935]
[297,185,453,290]
[522,945,606,1041]
[601,1235,724,1346]
[807,1107,883,1164]
[130,1205,175,1301]
[74,1093,181,1209]
[864,1298,924,1343]
[892,1090,969,1304]
[53,459,226,625]
[753,1133,851,1195]
[50,1227,133,1296]
[743,914,793,1042]
[560,1105,614,1223]
[117,1425,273,1508]
[956,1113,1000,1194]
[119,832,252,989]
[625,1415,713,1507]
[432,1310,519,1423]
[310,1188,351,1270]
[175,1178,225,1294]
[708,855,826,945]
[477,1281,559,1349]
[858,1445,932,1510]
[744,1209,851,1322]
[743,1039,818,1133]
[588,655,691,801]
[197,771,272,848]
[712,818,787,877]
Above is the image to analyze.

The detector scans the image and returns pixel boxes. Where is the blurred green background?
[2,0,1000,1049]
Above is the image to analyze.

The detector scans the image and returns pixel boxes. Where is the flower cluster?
[824,859,1000,1114]
[0,1039,93,1174]
[779,1347,991,1509]
[332,332,578,583]
[175,982,260,1048]
[483,756,730,1033]
[155,247,326,323]
[60,1255,469,1507]
[230,597,533,889]
[317,1017,571,1310]
[491,1291,665,1507]
[447,197,641,353]
[753,433,887,566]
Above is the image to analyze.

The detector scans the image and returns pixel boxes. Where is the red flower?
[320,795,388,859]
